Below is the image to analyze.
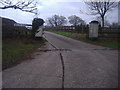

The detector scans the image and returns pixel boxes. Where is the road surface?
[3,32,118,88]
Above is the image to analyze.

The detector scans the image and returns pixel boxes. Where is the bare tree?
[68,15,86,26]
[96,16,111,26]
[46,15,67,27]
[0,0,37,14]
[46,17,54,27]
[85,0,117,27]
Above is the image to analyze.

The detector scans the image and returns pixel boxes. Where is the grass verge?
[47,30,120,49]
[3,38,46,70]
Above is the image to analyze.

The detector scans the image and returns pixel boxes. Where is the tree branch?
[0,0,37,14]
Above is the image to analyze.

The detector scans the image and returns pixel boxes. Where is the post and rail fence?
[44,25,120,38]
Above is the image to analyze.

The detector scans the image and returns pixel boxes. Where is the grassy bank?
[47,30,120,49]
[3,38,45,69]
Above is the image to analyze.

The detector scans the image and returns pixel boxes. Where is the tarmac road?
[3,31,118,88]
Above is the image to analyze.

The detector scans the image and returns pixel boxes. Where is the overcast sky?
[0,0,118,25]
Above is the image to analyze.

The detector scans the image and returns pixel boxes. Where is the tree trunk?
[101,16,104,27]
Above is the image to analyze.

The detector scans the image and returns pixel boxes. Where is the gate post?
[89,21,99,40]
[32,18,44,39]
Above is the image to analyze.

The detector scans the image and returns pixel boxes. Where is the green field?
[84,39,119,49]
[3,38,45,69]
[47,30,120,49]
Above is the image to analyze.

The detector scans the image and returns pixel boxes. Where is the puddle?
[37,48,116,53]
[93,48,117,50]
[71,49,81,52]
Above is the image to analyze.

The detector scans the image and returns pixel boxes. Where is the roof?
[90,20,99,24]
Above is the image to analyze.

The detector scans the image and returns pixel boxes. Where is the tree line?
[45,14,118,27]
[46,15,86,27]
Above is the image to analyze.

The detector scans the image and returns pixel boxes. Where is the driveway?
[3,31,118,88]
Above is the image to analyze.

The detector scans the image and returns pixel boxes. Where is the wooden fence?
[44,25,89,33]
[14,26,31,37]
[99,26,120,38]
[45,25,120,38]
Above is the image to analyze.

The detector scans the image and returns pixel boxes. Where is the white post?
[89,21,99,40]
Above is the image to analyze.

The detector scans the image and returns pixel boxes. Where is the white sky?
[0,0,118,25]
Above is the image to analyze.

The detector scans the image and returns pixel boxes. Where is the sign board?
[35,26,43,38]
